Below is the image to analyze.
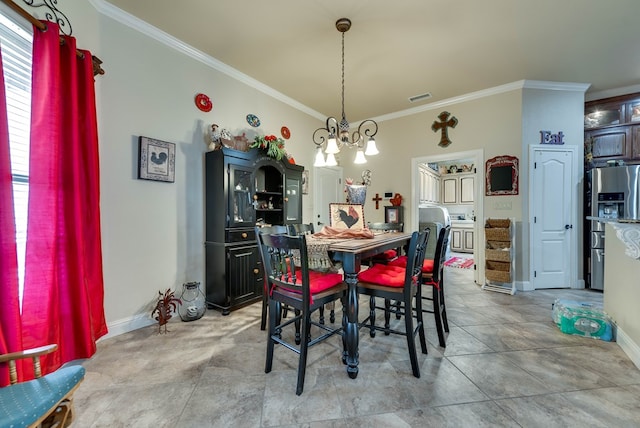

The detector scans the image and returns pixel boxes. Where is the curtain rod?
[0,0,104,76]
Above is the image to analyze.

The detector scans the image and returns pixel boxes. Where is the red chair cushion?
[377,249,397,259]
[357,264,406,288]
[307,270,344,294]
[389,256,434,273]
[273,268,344,298]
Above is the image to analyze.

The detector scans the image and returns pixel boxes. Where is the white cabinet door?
[450,228,463,251]
[442,177,457,204]
[463,229,474,252]
[460,176,474,204]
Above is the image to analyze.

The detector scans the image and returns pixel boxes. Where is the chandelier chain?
[341,31,345,121]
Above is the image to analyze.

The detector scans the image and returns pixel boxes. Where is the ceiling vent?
[408,92,432,103]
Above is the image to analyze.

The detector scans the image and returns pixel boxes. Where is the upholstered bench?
[0,345,85,428]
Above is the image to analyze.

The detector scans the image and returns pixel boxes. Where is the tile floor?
[72,267,640,427]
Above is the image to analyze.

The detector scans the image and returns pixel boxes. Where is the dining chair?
[258,232,346,395]
[357,228,430,378]
[288,222,338,325]
[0,344,85,428]
[390,225,451,347]
[364,222,404,265]
[255,225,289,331]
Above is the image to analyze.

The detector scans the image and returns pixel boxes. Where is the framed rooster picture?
[138,136,176,182]
[329,203,365,230]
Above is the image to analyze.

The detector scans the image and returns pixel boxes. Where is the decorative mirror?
[485,155,519,196]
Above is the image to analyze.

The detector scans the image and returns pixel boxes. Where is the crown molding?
[373,80,589,123]
[89,0,326,121]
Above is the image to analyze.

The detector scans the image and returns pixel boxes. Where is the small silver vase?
[346,184,367,205]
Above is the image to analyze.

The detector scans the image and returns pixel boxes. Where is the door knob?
[565,224,573,230]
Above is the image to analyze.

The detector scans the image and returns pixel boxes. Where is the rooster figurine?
[390,193,403,206]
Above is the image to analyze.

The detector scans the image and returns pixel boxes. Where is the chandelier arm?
[325,116,339,135]
[358,119,379,138]
[312,128,329,147]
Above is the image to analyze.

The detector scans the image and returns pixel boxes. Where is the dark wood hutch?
[583,92,640,288]
[205,147,303,314]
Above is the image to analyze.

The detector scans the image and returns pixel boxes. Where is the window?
[0,10,33,303]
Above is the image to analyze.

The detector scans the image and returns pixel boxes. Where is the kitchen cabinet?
[205,147,303,314]
[584,92,640,165]
[419,166,440,204]
[450,223,474,253]
[441,172,474,205]
[585,126,631,162]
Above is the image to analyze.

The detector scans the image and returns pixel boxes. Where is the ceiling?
[104,0,640,122]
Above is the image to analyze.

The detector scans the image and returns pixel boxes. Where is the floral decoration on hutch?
[250,134,292,162]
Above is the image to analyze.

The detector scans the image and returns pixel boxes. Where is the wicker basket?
[485,269,511,283]
[485,260,511,283]
[486,248,511,262]
[485,227,510,241]
[486,240,511,250]
[486,219,511,228]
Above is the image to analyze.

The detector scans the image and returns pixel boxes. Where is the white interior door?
[313,167,342,229]
[531,147,575,289]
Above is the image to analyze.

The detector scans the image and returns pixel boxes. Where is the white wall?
[66,1,321,335]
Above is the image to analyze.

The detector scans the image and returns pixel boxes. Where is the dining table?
[320,231,413,379]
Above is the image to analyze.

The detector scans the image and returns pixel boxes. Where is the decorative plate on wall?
[281,126,291,139]
[246,114,260,127]
[195,93,212,112]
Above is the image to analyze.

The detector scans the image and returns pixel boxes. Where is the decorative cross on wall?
[372,193,382,209]
[431,111,458,148]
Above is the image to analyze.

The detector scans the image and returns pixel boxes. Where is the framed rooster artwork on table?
[329,203,365,230]
[138,136,176,183]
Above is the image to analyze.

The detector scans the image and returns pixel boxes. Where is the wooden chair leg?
[329,301,336,323]
[294,309,302,345]
[265,300,279,373]
[318,306,325,325]
[260,292,268,331]
[415,292,428,355]
[440,283,449,332]
[369,296,377,337]
[403,300,420,378]
[296,313,312,396]
[384,299,391,335]
[433,286,446,348]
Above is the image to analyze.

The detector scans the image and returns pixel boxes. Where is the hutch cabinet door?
[285,175,302,223]
[228,163,256,228]
[227,244,262,306]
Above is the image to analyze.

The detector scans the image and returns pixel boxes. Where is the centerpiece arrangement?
[250,134,287,160]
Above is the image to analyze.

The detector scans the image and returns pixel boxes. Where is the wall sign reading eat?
[540,130,565,145]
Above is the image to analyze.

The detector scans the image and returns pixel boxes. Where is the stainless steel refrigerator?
[590,165,640,290]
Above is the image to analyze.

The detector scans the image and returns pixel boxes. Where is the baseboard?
[616,326,640,371]
[517,280,532,292]
[100,313,156,341]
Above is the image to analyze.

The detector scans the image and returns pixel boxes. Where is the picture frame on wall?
[385,206,403,224]
[329,203,365,230]
[138,136,176,183]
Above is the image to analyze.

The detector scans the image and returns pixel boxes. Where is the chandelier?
[313,18,379,167]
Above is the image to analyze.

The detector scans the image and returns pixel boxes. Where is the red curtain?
[0,47,25,386]
[20,21,107,375]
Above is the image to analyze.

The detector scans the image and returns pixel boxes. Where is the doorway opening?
[412,149,484,284]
